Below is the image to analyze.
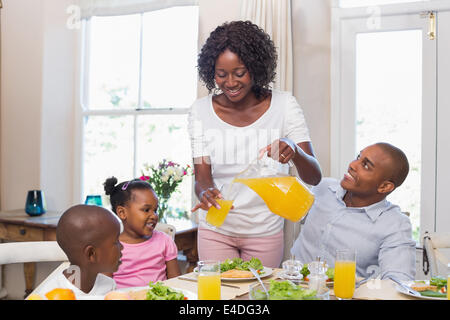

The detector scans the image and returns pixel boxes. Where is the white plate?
[395,280,447,300]
[194,266,273,281]
[116,286,197,300]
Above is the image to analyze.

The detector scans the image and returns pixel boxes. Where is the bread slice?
[128,289,148,300]
[410,283,438,292]
[221,269,254,278]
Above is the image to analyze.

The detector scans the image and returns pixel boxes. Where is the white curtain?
[79,0,198,19]
[241,0,293,93]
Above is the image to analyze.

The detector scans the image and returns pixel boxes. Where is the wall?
[197,0,242,98]
[0,0,76,299]
[0,0,333,299]
[292,0,331,176]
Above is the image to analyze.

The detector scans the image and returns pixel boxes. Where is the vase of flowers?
[140,159,192,223]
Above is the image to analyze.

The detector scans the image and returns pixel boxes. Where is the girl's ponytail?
[104,176,118,196]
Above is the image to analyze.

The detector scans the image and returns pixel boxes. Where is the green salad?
[252,279,318,300]
[146,281,186,300]
[220,257,264,274]
[420,276,447,298]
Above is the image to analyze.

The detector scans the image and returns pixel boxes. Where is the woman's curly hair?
[197,20,277,99]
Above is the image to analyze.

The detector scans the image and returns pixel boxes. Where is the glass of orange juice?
[197,260,221,300]
[334,249,357,300]
[206,183,236,228]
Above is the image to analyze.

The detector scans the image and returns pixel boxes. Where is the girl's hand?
[191,187,222,212]
[260,138,296,164]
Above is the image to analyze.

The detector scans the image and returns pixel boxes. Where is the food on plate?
[252,279,318,300]
[219,257,264,277]
[430,276,447,288]
[220,269,254,278]
[300,264,334,282]
[145,281,187,300]
[45,288,76,300]
[325,267,335,281]
[410,283,438,292]
[104,291,133,300]
[409,277,447,298]
[115,282,187,300]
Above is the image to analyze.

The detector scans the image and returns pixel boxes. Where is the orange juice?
[233,176,314,222]
[206,199,234,227]
[334,261,356,299]
[447,275,449,300]
[198,274,221,300]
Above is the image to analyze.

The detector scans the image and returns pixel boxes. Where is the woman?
[188,21,321,268]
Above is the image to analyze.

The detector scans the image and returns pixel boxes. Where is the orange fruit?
[45,288,76,300]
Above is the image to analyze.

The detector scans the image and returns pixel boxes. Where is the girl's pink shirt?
[113,230,178,288]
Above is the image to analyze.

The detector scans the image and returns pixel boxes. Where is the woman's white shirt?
[188,90,311,237]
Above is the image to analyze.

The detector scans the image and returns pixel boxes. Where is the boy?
[36,204,123,298]
[291,142,416,281]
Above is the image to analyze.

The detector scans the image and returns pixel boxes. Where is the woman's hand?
[259,138,322,185]
[260,138,296,164]
[191,187,223,212]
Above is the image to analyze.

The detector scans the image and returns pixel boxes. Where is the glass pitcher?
[232,152,314,222]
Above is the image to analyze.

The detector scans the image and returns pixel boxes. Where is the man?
[291,142,416,281]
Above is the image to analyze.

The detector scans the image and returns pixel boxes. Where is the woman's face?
[214,49,253,103]
[121,188,159,239]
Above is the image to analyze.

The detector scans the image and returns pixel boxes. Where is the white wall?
[292,0,331,176]
[1,0,77,299]
[0,0,333,299]
[197,0,242,98]
[1,0,44,208]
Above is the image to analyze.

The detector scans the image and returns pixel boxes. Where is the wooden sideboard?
[0,209,198,298]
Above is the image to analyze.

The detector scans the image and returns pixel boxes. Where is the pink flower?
[139,175,150,181]
[167,161,177,167]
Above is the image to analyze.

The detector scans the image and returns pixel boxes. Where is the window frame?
[330,0,450,238]
[75,10,197,204]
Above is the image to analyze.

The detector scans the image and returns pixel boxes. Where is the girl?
[103,176,181,288]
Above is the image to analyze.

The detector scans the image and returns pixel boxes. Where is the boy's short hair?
[56,204,119,263]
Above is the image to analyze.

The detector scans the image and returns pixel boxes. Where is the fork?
[388,276,422,297]
[249,267,269,297]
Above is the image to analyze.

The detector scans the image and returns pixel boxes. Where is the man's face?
[340,144,393,197]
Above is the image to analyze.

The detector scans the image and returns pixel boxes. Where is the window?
[332,3,450,239]
[355,30,423,239]
[80,6,199,215]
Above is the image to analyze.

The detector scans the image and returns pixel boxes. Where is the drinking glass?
[25,190,47,216]
[205,184,236,228]
[334,249,357,300]
[85,195,103,206]
[197,260,221,300]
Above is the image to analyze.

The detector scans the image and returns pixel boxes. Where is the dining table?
[161,269,424,300]
[29,262,428,301]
